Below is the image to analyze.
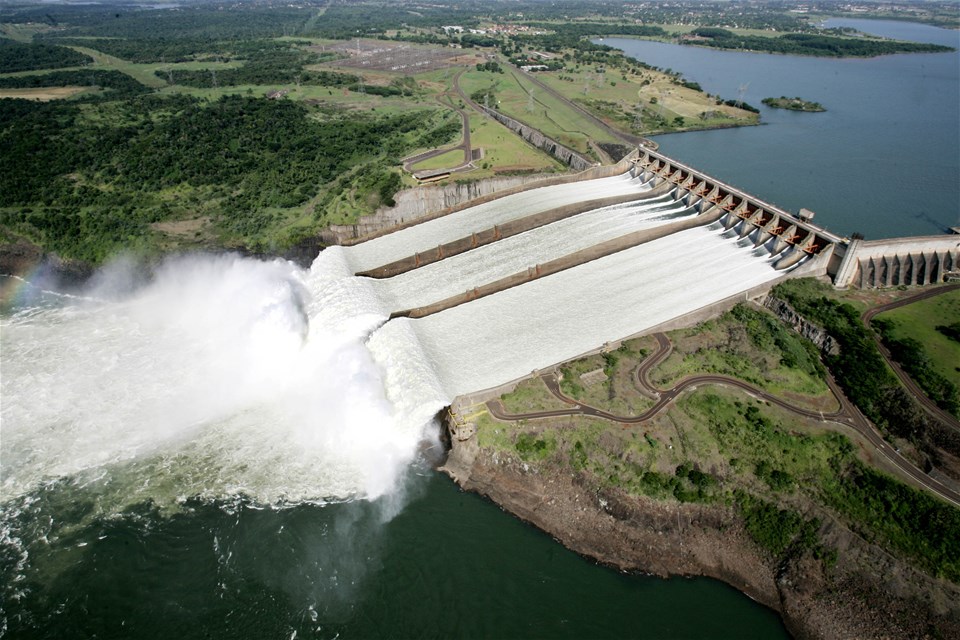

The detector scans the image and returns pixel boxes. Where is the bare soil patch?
[150,218,211,238]
[314,39,475,73]
[0,86,88,101]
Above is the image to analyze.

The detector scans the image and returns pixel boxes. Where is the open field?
[875,289,960,388]
[459,67,619,154]
[534,64,758,132]
[0,86,89,101]
[408,148,465,172]
[62,45,167,88]
[317,38,479,74]
[461,112,562,177]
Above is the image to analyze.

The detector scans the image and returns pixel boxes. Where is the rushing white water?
[397,223,790,399]
[373,194,694,313]
[344,172,651,273]
[0,253,445,506]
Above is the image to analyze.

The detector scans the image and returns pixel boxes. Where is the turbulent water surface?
[0,170,794,637]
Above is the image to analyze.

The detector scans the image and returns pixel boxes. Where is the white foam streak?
[405,224,785,399]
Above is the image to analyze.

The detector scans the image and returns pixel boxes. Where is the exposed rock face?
[0,238,94,286]
[763,295,839,356]
[441,421,960,640]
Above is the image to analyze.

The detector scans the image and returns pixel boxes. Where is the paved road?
[402,71,475,175]
[860,284,960,433]
[486,331,960,507]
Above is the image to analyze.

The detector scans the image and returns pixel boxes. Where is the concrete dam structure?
[833,236,960,289]
[328,146,956,403]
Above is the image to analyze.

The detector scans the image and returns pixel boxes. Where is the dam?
[325,145,960,407]
[322,147,857,404]
[4,146,956,505]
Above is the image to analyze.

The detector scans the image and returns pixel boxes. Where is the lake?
[603,19,960,239]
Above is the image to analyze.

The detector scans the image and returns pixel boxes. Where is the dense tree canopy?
[0,38,93,73]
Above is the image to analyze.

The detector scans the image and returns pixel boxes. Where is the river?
[604,18,959,239]
[3,18,955,640]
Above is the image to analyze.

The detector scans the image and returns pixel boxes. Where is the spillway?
[372,194,693,313]
[343,172,652,273]
[1,164,813,509]
[370,222,789,399]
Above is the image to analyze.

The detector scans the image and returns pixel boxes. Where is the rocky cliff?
[441,418,960,640]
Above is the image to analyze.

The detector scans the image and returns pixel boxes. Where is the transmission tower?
[736,82,749,108]
[526,89,535,113]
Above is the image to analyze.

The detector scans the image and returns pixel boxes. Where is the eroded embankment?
[441,421,960,640]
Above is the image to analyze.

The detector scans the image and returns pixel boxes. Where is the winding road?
[486,329,960,507]
[861,284,960,433]
[402,81,475,176]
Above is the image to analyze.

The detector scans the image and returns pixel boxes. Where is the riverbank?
[441,420,960,639]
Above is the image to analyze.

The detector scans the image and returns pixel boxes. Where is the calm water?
[605,20,960,239]
[1,472,787,639]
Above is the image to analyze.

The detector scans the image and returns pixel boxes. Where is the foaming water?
[1,253,444,507]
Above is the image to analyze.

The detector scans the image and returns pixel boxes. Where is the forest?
[0,84,456,261]
[0,38,92,73]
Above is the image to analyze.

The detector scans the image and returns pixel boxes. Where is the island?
[762,96,826,112]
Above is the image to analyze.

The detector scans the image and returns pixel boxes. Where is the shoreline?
[602,33,956,58]
[440,416,960,639]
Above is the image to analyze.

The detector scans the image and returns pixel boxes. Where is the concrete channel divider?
[339,150,642,249]
[357,183,673,279]
[389,205,726,319]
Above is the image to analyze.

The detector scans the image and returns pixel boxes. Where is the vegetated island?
[679,26,953,57]
[762,96,826,112]
[442,281,960,640]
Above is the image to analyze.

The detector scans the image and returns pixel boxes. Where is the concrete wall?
[833,235,960,288]
[474,104,594,172]
[335,151,640,248]
[320,175,544,244]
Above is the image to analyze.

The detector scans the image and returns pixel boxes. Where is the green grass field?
[463,113,562,177]
[459,68,618,153]
[408,148,466,172]
[875,289,960,388]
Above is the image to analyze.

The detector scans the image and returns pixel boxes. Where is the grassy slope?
[458,67,618,153]
[470,301,960,583]
[876,289,960,389]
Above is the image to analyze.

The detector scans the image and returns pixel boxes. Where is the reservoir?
[604,19,959,239]
[3,18,955,640]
